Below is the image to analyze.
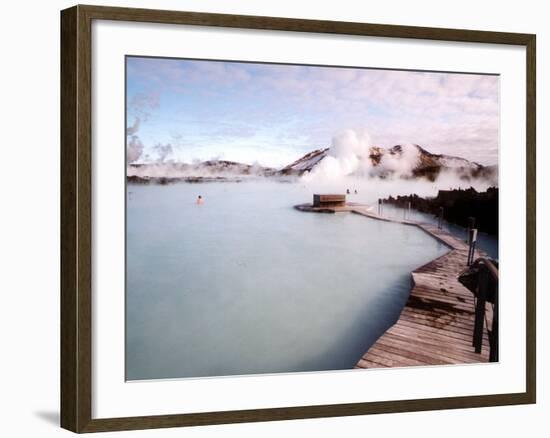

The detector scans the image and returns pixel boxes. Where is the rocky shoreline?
[382,187,498,235]
[127,175,246,184]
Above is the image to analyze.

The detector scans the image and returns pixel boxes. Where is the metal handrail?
[469,257,499,362]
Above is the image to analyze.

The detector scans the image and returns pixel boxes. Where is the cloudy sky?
[126,56,499,168]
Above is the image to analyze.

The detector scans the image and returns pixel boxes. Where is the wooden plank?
[377,332,486,363]
[371,341,454,365]
[400,307,475,328]
[399,305,479,326]
[398,311,479,335]
[365,347,427,367]
[387,331,489,358]
[387,325,486,353]
[362,350,415,367]
[405,293,475,312]
[389,316,489,345]
[382,332,488,363]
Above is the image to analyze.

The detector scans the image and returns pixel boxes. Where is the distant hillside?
[127,145,497,184]
[127,160,277,183]
[282,144,497,183]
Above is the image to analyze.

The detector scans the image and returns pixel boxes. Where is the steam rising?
[303,128,421,181]
[126,124,497,195]
[126,117,141,136]
[127,134,144,164]
[377,144,420,178]
[126,115,145,163]
[154,143,174,163]
[126,91,162,164]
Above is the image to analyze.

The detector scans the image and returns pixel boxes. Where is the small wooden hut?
[313,194,346,208]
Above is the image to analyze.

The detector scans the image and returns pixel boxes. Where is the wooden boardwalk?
[295,202,494,368]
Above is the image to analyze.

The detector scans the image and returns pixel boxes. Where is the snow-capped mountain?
[281,144,497,183]
[279,148,330,174]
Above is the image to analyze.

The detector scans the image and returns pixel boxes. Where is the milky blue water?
[126,181,448,380]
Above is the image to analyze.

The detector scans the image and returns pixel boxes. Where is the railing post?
[468,216,476,233]
[467,217,475,248]
[473,266,488,353]
[467,228,478,266]
[437,206,444,229]
[489,280,499,362]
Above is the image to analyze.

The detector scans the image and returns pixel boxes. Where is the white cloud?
[127,58,500,166]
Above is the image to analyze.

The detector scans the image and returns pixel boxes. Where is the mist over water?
[301,172,499,260]
[126,181,449,380]
[301,173,496,203]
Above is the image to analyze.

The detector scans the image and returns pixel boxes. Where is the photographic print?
[125,56,499,381]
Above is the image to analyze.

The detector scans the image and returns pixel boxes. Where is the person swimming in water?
[196,195,204,205]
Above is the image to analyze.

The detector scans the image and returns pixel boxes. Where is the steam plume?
[302,128,423,182]
[127,135,144,163]
[302,129,372,181]
[126,117,141,135]
[154,143,174,163]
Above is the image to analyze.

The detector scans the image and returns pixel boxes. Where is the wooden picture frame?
[61,4,536,433]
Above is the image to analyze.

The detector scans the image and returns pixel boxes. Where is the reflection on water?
[126,181,448,380]
[380,204,498,259]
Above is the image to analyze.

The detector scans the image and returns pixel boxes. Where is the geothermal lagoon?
[126,181,451,380]
[124,56,501,380]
